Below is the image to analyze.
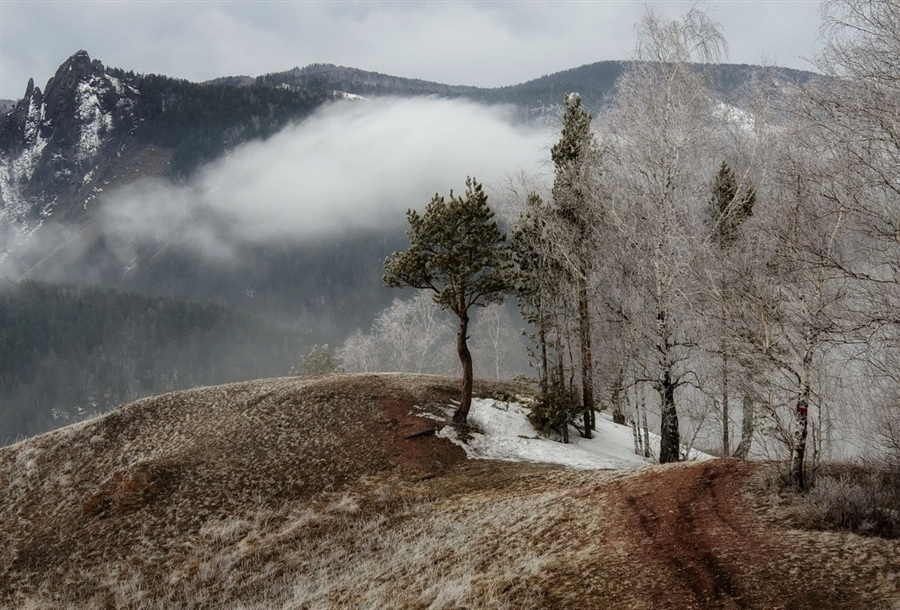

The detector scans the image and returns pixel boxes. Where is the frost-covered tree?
[384,178,515,423]
[337,329,380,373]
[729,114,858,488]
[602,7,727,463]
[292,344,341,376]
[472,302,523,381]
[512,191,585,442]
[337,293,454,375]
[372,292,454,374]
[810,0,900,468]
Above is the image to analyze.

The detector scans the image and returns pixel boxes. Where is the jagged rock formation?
[0,51,143,262]
[0,50,329,270]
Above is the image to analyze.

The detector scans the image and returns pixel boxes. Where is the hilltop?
[1,374,897,609]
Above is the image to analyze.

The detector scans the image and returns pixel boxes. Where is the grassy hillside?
[1,374,897,609]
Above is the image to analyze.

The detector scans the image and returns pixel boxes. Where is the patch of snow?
[716,102,755,132]
[334,90,367,101]
[0,96,48,228]
[107,74,125,96]
[436,398,654,470]
[434,398,714,470]
[74,79,114,162]
[0,129,48,258]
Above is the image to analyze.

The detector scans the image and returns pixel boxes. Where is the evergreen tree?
[709,161,755,248]
[384,178,514,424]
[707,160,756,455]
[550,93,600,438]
[513,192,579,442]
[292,344,341,376]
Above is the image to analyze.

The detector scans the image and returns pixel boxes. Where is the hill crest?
[2,373,897,609]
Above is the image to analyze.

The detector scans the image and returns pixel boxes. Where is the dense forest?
[0,280,312,444]
[105,68,331,177]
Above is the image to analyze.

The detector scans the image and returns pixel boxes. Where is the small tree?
[292,344,341,376]
[384,178,514,423]
[709,161,755,249]
[707,160,756,455]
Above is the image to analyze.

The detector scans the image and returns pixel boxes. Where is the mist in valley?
[1,95,550,443]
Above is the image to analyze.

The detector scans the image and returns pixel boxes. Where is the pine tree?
[384,178,514,424]
[550,93,600,438]
[708,160,756,456]
[709,161,755,248]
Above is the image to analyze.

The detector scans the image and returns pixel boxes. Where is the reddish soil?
[609,459,898,610]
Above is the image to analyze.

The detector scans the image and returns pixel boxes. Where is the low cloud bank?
[103,97,549,251]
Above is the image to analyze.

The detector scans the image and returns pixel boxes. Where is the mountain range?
[0,51,812,276]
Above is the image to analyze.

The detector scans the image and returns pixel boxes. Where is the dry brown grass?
[1,374,898,609]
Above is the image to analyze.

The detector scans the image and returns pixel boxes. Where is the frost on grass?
[3,374,897,609]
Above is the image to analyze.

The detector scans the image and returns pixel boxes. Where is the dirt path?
[621,461,768,608]
[611,459,899,610]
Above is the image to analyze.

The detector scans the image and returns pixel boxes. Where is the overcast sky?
[1,1,823,100]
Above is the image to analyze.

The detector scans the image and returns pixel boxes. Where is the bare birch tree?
[737,109,858,488]
[810,0,900,463]
[601,7,727,463]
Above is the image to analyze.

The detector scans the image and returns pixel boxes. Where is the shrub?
[292,344,342,376]
[525,378,582,443]
[799,463,900,539]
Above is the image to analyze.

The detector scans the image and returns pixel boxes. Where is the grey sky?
[1,1,823,101]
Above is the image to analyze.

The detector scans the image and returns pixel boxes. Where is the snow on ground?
[435,398,653,470]
[433,397,714,470]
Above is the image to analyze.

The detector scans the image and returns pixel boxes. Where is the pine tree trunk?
[578,279,595,437]
[452,311,474,424]
[658,368,680,463]
[733,395,754,459]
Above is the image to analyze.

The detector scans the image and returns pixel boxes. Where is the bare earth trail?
[601,460,899,610]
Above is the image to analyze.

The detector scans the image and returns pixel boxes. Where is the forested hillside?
[105,69,329,178]
[0,280,312,443]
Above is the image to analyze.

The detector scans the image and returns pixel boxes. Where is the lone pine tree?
[384,178,514,424]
